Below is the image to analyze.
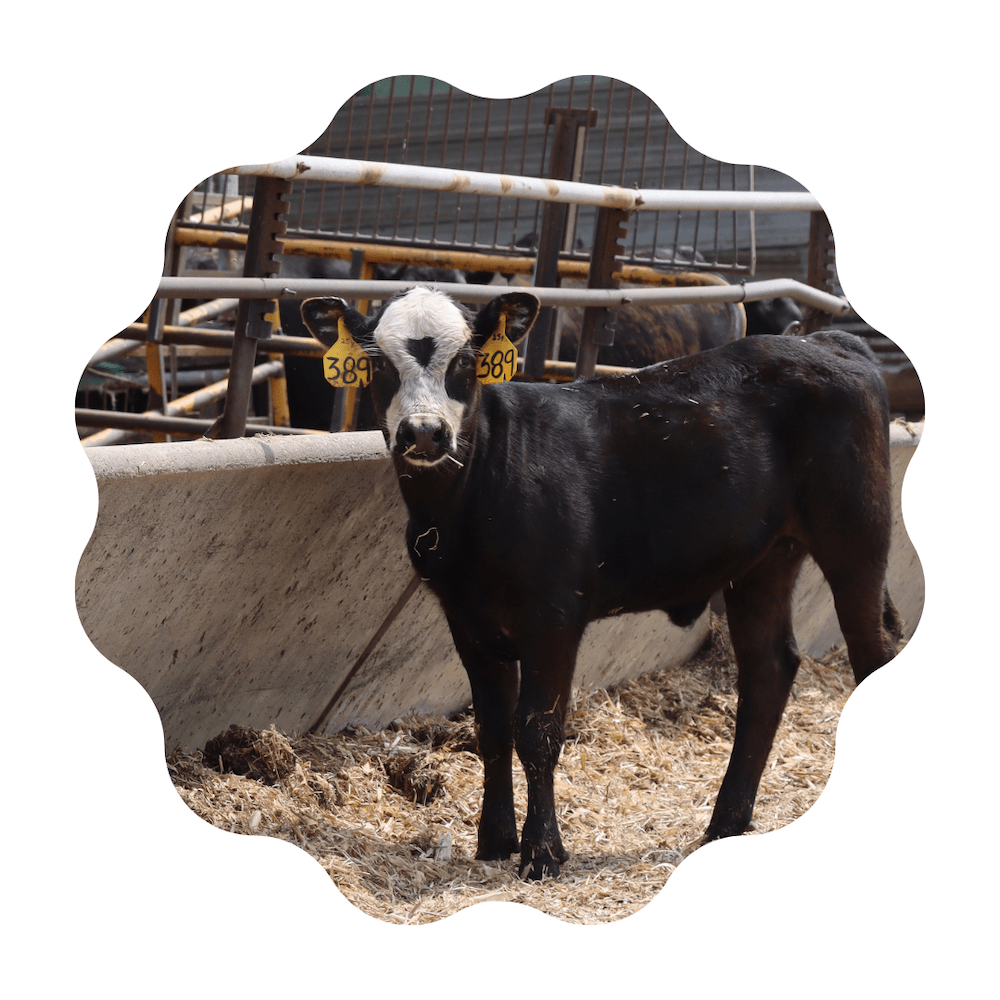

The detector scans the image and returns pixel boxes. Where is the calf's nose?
[396,417,449,462]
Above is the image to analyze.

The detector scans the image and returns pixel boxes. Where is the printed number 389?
[478,348,515,380]
[326,355,371,386]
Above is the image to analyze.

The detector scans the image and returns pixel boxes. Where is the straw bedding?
[168,613,865,925]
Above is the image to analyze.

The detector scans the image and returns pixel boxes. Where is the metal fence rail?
[223,155,820,213]
[154,275,849,315]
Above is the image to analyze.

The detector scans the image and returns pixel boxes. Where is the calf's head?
[301,288,539,467]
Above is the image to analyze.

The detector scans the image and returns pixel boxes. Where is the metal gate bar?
[154,275,851,316]
[77,410,316,439]
[224,155,820,213]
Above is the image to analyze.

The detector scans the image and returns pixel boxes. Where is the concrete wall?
[76,423,923,752]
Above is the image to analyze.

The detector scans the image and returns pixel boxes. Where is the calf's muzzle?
[395,415,451,464]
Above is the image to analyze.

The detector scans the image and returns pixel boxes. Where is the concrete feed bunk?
[76,423,923,752]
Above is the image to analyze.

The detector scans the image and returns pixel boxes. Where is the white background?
[4,2,996,996]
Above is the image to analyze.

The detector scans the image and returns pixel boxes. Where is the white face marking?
[374,288,472,463]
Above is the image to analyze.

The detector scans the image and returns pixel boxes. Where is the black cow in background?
[547,292,744,369]
[744,295,803,337]
[475,239,803,369]
[546,290,803,370]
[646,244,805,338]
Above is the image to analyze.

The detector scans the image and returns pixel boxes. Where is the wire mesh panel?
[184,76,812,276]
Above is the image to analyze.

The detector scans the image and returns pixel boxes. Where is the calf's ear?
[300,297,372,348]
[472,292,540,347]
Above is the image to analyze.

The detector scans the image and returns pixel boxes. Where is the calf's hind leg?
[804,428,900,683]
[809,506,900,683]
[819,564,901,684]
[706,540,806,841]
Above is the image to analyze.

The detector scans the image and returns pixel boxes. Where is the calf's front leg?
[448,621,521,861]
[514,631,579,879]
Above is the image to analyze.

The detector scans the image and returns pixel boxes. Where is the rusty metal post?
[142,211,182,442]
[206,177,292,439]
[523,107,598,379]
[574,207,631,379]
[143,336,168,442]
[802,210,835,334]
[165,223,184,405]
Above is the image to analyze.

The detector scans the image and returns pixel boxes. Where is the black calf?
[301,289,902,879]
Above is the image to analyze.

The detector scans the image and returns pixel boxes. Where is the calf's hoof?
[475,833,519,862]
[519,852,561,881]
[702,818,753,843]
[518,839,569,881]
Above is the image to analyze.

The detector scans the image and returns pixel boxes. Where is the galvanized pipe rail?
[91,299,240,365]
[155,275,851,316]
[77,410,318,439]
[118,326,325,357]
[225,155,823,214]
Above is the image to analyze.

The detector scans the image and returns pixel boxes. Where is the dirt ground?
[168,612,861,925]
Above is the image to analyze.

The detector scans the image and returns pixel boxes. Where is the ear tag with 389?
[476,312,518,384]
[323,318,372,388]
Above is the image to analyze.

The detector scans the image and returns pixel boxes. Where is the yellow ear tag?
[476,312,518,384]
[323,317,372,388]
